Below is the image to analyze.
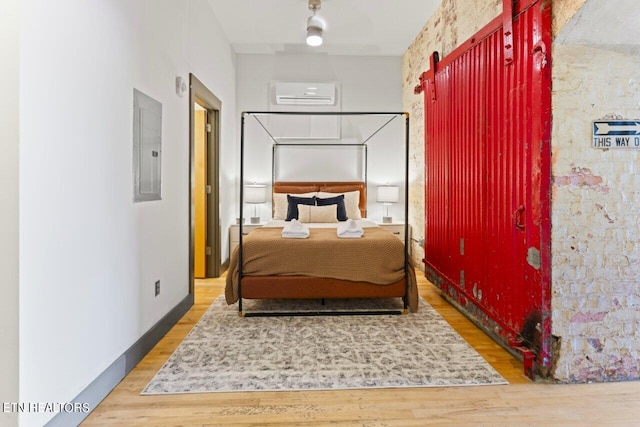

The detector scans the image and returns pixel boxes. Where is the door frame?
[189,74,221,294]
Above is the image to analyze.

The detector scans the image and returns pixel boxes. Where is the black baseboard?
[45,293,194,427]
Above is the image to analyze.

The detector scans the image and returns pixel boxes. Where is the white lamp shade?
[244,184,266,204]
[377,186,399,203]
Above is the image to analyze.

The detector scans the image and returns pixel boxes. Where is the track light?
[306,0,325,47]
[306,15,324,46]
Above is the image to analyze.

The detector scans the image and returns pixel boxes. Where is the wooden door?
[194,109,207,278]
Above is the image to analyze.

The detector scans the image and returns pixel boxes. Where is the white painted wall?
[0,0,19,426]
[236,54,405,223]
[18,1,236,425]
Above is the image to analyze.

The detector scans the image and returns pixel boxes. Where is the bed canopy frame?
[237,111,410,316]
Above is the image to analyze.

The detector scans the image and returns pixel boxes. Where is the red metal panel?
[424,68,448,281]
[421,0,552,371]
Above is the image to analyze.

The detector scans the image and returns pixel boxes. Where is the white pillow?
[317,190,362,219]
[298,204,338,223]
[273,192,316,220]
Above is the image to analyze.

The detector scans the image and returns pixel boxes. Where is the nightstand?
[229,223,263,254]
[377,222,411,245]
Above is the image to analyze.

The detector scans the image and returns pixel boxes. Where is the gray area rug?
[142,297,507,395]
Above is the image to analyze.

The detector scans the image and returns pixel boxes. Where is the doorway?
[189,74,221,290]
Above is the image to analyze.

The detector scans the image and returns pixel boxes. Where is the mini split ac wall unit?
[274,82,336,106]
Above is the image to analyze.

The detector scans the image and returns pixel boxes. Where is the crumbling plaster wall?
[404,0,640,383]
[551,0,640,381]
[551,44,640,382]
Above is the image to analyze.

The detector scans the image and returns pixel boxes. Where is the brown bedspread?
[225,226,418,312]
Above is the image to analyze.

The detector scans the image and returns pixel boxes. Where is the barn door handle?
[514,205,525,231]
[532,41,548,69]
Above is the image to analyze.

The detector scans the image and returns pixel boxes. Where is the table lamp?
[377,185,399,223]
[244,184,267,224]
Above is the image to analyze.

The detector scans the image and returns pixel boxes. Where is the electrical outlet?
[155,280,160,296]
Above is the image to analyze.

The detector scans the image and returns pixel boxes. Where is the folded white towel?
[337,219,364,238]
[282,219,310,238]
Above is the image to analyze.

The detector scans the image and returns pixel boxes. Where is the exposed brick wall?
[550,44,640,382]
[403,0,640,383]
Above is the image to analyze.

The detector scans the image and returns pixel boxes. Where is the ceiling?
[206,0,442,56]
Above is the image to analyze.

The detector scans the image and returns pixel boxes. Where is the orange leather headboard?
[273,181,367,218]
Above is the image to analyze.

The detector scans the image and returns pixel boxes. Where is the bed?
[225,181,418,315]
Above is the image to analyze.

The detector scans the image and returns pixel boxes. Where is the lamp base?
[382,216,393,224]
[250,217,261,224]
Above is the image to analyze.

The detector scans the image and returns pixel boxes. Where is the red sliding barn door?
[416,0,552,376]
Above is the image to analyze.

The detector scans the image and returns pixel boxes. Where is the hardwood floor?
[82,274,640,426]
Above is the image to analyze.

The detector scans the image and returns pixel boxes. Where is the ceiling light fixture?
[306,0,325,47]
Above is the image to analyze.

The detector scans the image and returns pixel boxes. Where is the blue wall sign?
[593,121,640,149]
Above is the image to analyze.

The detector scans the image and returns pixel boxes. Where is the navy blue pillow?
[286,195,316,221]
[315,194,348,221]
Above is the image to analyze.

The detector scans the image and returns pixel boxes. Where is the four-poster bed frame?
[232,111,412,317]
